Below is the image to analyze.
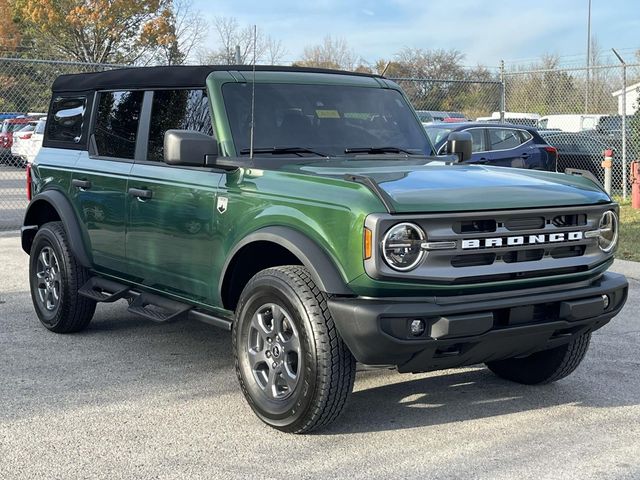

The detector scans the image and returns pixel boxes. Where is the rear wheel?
[233,266,356,433]
[486,332,591,385]
[29,222,96,333]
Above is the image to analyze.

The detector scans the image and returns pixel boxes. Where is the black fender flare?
[22,190,92,267]
[220,226,353,298]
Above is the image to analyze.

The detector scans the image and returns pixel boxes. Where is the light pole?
[585,0,592,113]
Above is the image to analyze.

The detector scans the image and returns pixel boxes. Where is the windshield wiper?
[344,146,420,155]
[239,146,328,157]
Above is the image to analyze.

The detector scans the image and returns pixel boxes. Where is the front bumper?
[328,272,628,373]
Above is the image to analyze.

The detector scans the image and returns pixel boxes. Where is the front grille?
[502,248,545,263]
[551,245,586,259]
[454,219,496,234]
[365,204,612,285]
[451,253,495,267]
[504,216,545,231]
[553,214,587,228]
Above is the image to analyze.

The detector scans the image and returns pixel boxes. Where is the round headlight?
[597,210,618,253]
[382,222,425,271]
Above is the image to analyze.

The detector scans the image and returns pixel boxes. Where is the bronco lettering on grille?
[461,231,584,250]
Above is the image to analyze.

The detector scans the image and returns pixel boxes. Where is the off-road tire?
[233,266,356,433]
[486,332,592,385]
[29,221,96,333]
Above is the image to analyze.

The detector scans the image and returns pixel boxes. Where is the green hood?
[292,161,611,213]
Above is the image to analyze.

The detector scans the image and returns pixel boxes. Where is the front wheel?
[486,332,592,385]
[233,266,356,433]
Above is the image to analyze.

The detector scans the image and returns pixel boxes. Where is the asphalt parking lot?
[1,234,639,480]
[0,164,27,231]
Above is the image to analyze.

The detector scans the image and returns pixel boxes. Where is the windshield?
[424,126,453,146]
[223,83,433,157]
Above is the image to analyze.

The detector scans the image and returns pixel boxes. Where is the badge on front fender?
[217,197,228,214]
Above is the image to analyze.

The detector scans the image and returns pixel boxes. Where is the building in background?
[611,81,640,115]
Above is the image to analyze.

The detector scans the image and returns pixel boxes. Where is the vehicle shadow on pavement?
[324,365,639,435]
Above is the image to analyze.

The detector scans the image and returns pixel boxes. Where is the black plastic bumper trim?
[328,272,628,372]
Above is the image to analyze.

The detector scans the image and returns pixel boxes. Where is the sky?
[192,0,640,67]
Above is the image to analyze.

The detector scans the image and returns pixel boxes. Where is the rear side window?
[488,128,521,150]
[147,89,213,162]
[47,96,87,144]
[94,91,144,159]
[518,130,532,142]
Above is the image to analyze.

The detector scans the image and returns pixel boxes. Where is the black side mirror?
[446,131,472,163]
[164,130,218,167]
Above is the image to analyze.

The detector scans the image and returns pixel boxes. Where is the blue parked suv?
[425,122,558,171]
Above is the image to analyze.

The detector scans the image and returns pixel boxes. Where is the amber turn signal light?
[364,227,372,259]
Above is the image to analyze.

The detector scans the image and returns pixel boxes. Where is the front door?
[125,89,222,302]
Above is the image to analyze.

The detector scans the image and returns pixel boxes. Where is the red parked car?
[0,116,36,160]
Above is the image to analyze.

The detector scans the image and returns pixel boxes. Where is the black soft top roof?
[52,65,381,92]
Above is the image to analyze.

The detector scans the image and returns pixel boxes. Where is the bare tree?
[295,36,357,70]
[138,0,207,65]
[198,17,286,65]
[376,48,466,79]
[265,37,288,65]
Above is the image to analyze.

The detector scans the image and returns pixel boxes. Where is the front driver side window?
[147,89,214,162]
[469,129,486,152]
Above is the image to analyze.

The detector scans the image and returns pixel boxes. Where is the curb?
[611,258,640,281]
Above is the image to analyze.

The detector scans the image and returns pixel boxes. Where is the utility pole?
[585,0,592,113]
[235,45,242,65]
[500,60,506,122]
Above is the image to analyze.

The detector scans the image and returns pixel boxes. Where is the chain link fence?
[0,59,639,230]
[503,63,640,198]
[0,58,121,230]
[394,63,640,201]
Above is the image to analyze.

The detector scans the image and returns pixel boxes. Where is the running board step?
[127,292,191,323]
[79,277,130,303]
[188,309,233,331]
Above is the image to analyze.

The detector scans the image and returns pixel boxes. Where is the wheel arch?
[22,190,92,267]
[220,226,353,311]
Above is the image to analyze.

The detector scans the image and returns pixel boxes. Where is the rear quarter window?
[46,96,88,146]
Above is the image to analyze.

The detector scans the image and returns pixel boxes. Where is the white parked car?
[476,112,540,128]
[11,117,46,166]
[537,114,609,132]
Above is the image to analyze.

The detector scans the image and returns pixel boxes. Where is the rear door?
[484,127,531,168]
[71,91,142,275]
[125,88,222,303]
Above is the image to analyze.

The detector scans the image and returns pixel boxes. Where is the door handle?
[477,158,489,164]
[128,187,153,200]
[72,179,91,190]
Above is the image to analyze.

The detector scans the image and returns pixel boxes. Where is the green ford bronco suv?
[22,65,628,433]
